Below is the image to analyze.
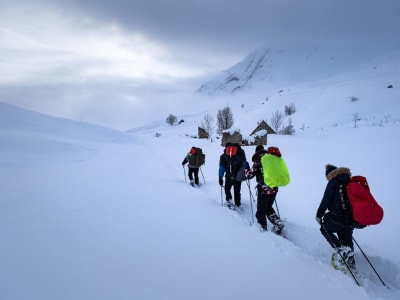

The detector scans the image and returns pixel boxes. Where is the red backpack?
[346,176,384,228]
[226,144,238,157]
[267,146,282,157]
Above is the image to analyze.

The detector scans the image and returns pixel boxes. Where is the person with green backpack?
[245,145,290,234]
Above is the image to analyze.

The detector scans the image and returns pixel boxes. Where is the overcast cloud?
[1,0,400,129]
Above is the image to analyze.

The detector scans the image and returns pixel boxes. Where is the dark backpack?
[189,147,205,167]
[340,176,384,228]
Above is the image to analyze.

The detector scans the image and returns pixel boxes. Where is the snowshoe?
[331,252,362,286]
[331,252,347,272]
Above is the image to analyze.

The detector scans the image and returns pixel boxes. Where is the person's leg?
[193,168,200,185]
[320,214,342,249]
[255,185,268,229]
[188,168,194,182]
[233,180,242,206]
[338,227,354,250]
[224,177,233,201]
[264,190,284,233]
[338,227,356,268]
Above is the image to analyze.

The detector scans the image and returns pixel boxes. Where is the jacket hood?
[326,166,351,181]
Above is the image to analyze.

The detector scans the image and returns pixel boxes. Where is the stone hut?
[221,130,242,146]
[250,120,275,135]
[198,127,208,139]
[242,120,275,146]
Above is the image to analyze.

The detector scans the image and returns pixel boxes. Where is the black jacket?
[246,149,268,186]
[316,167,352,219]
[218,144,247,178]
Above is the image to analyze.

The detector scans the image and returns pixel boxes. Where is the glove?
[243,162,250,169]
[315,217,321,225]
[219,177,223,186]
[261,185,276,195]
[244,168,252,178]
[182,162,185,166]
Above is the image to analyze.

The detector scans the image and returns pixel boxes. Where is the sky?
[1,0,400,129]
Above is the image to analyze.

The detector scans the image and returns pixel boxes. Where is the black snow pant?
[224,176,242,206]
[188,167,199,185]
[255,185,280,227]
[320,213,354,250]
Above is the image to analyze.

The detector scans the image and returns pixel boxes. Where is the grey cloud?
[30,0,400,54]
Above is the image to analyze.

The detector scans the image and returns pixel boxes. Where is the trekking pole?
[220,186,223,206]
[352,237,386,286]
[182,166,187,183]
[245,180,255,224]
[321,223,360,286]
[199,167,206,184]
[274,198,281,219]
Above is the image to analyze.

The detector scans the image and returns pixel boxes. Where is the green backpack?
[261,147,290,187]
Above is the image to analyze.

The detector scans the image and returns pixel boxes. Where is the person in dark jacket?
[246,145,284,233]
[316,164,355,269]
[218,143,249,209]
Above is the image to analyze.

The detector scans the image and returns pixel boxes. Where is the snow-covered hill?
[1,97,400,299]
[197,47,398,95]
[194,47,400,141]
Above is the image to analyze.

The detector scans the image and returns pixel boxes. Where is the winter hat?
[325,164,337,177]
[255,145,264,152]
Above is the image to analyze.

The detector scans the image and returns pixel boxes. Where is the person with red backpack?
[182,147,205,187]
[218,142,249,209]
[316,164,356,269]
[245,145,285,234]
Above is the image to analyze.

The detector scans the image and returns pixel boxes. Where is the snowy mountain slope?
[197,47,399,95]
[1,102,400,300]
[0,101,136,184]
[0,102,135,144]
[194,48,400,142]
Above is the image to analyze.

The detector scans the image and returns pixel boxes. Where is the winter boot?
[268,213,284,234]
[226,199,234,209]
[273,222,285,235]
[337,246,356,269]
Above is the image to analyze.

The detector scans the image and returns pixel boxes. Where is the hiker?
[316,164,355,269]
[218,142,249,208]
[182,147,205,186]
[245,145,284,233]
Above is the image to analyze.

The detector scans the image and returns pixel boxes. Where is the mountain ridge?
[197,47,399,95]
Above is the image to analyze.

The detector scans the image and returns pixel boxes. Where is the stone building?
[221,130,242,146]
[198,127,208,139]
